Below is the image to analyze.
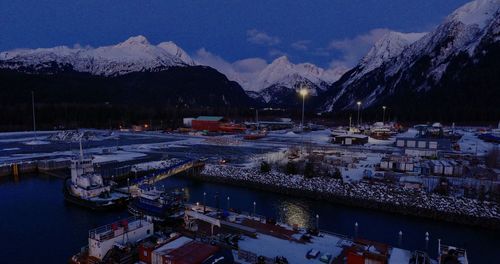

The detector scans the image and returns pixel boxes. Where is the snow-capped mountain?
[356,32,426,80]
[247,56,344,92]
[319,0,500,121]
[0,36,254,113]
[0,35,195,76]
[247,56,347,107]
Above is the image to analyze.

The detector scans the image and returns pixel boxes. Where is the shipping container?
[431,160,443,175]
[443,161,454,176]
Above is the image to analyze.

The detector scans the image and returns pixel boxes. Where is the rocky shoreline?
[188,165,500,230]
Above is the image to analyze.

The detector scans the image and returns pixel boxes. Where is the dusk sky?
[0,0,470,69]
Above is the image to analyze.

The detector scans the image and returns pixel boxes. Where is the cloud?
[268,48,287,58]
[193,48,267,89]
[311,47,330,57]
[327,28,390,67]
[246,29,281,46]
[72,43,92,49]
[291,40,311,51]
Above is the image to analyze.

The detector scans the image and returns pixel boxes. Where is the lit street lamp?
[316,214,319,230]
[227,196,230,209]
[356,101,362,127]
[382,106,387,124]
[253,201,256,216]
[299,87,308,131]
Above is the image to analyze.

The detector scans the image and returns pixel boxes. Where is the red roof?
[162,241,219,264]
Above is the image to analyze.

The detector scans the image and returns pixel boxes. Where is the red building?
[191,116,225,132]
[191,116,245,133]
[344,238,389,264]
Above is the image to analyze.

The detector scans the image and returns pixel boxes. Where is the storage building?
[191,116,225,132]
[332,134,369,145]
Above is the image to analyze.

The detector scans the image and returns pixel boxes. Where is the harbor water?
[0,174,498,263]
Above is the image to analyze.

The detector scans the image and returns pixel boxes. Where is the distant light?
[357,101,361,106]
[144,124,149,128]
[383,106,386,109]
[299,88,308,97]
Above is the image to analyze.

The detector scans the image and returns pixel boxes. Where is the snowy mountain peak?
[116,35,150,47]
[359,31,426,75]
[157,41,196,66]
[448,0,500,27]
[272,55,291,64]
[0,36,196,75]
[247,56,342,93]
[319,0,500,114]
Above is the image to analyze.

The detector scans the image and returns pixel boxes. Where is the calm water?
[0,174,498,263]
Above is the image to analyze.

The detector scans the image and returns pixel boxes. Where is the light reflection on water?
[277,200,313,228]
[150,175,499,263]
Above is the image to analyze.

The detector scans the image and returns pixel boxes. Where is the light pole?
[425,232,429,251]
[227,196,230,210]
[382,106,387,124]
[203,192,206,213]
[253,201,256,216]
[356,101,362,127]
[315,214,319,230]
[299,88,308,131]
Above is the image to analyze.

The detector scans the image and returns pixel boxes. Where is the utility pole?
[31,91,37,142]
[382,106,387,124]
[356,101,361,127]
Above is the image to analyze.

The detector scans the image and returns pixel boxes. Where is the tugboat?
[128,185,185,222]
[63,141,129,210]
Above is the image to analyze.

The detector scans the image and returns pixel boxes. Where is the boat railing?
[88,216,145,241]
[319,229,352,240]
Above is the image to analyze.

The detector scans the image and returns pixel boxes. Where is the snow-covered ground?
[23,140,50,145]
[237,232,344,264]
[458,130,496,156]
[92,151,147,163]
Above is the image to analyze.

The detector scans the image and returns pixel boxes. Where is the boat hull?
[63,178,129,210]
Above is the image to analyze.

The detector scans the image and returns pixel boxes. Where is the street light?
[227,196,230,209]
[382,106,387,124]
[203,192,206,213]
[253,201,256,216]
[299,87,308,131]
[316,214,319,230]
[356,101,362,127]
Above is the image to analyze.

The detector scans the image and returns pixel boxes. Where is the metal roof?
[195,116,224,121]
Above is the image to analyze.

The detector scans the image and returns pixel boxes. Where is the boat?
[63,141,129,210]
[369,127,393,140]
[478,133,500,143]
[128,185,185,222]
[244,132,267,140]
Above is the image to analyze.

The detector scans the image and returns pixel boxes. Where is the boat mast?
[31,91,37,142]
[79,138,84,162]
[256,109,259,130]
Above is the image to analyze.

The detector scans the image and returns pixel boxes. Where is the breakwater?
[190,165,500,230]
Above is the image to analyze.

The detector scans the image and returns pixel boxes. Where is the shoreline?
[187,172,500,230]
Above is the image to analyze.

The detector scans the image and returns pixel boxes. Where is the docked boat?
[369,127,394,140]
[244,132,267,140]
[63,143,129,210]
[128,185,185,222]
